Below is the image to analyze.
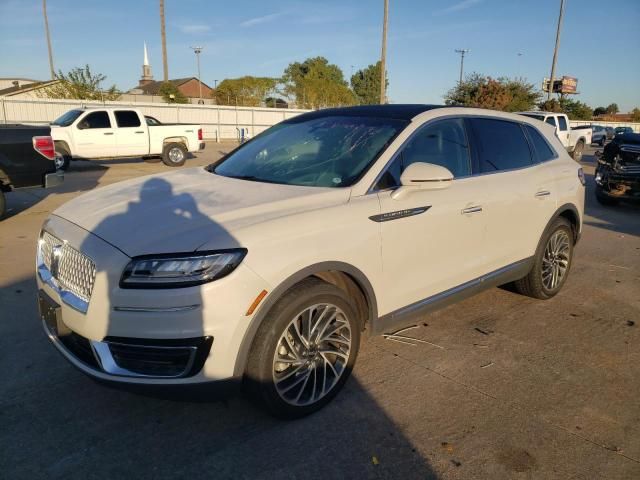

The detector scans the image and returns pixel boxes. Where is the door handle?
[461,205,482,214]
[135,131,144,134]
[103,132,114,135]
[535,190,551,198]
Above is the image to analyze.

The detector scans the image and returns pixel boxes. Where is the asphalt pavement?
[0,143,638,479]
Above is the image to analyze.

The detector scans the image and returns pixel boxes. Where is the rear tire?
[162,143,187,167]
[599,136,606,147]
[571,140,584,162]
[244,277,361,419]
[514,217,574,300]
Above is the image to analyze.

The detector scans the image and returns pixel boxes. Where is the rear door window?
[525,125,557,162]
[115,110,141,128]
[469,118,534,173]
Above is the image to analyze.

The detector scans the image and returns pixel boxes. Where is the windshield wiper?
[224,174,284,185]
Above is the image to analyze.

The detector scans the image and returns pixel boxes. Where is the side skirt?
[371,257,533,335]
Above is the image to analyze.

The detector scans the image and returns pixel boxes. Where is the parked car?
[37,105,585,418]
[0,125,62,219]
[518,112,592,161]
[605,127,615,140]
[614,126,634,136]
[590,125,608,146]
[50,107,204,170]
[594,132,640,205]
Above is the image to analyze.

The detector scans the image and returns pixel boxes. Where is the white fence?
[0,97,310,141]
[570,120,640,133]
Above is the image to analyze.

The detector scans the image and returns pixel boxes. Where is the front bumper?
[595,168,640,200]
[37,215,270,385]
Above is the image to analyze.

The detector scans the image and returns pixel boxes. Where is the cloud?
[179,24,211,34]
[240,12,284,27]
[434,0,483,15]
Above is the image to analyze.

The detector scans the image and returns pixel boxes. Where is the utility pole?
[160,0,169,82]
[190,46,203,103]
[380,0,388,104]
[42,0,55,79]
[548,0,565,100]
[455,49,470,85]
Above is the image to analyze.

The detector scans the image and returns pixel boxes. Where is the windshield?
[52,109,84,127]
[213,115,407,187]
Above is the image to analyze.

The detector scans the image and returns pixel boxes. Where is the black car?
[595,133,640,205]
[0,125,62,218]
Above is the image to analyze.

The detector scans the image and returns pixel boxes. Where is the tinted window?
[558,116,568,131]
[545,116,557,127]
[115,110,141,128]
[81,111,111,129]
[214,115,406,188]
[525,125,556,162]
[470,118,533,172]
[376,119,471,189]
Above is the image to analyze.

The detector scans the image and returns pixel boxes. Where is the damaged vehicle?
[595,133,640,205]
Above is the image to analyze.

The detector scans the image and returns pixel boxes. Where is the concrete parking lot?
[1,143,638,479]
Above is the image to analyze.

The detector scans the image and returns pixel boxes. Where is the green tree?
[538,98,563,112]
[282,56,356,109]
[213,76,277,107]
[158,82,188,103]
[606,103,619,114]
[351,61,387,105]
[559,98,593,120]
[40,65,118,100]
[593,106,606,116]
[631,108,640,122]
[444,73,541,112]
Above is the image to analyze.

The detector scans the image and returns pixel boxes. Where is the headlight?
[120,249,247,288]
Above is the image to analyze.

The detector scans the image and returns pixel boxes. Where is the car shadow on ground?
[0,272,438,479]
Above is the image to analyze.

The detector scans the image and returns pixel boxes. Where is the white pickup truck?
[50,107,204,169]
[518,112,591,162]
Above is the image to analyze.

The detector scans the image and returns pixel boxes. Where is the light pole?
[160,0,168,82]
[548,0,566,100]
[42,0,55,79]
[455,49,470,85]
[380,0,388,104]
[190,46,203,103]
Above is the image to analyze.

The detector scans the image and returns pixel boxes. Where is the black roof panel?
[284,104,447,123]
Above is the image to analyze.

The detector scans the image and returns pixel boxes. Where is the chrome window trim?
[366,113,557,194]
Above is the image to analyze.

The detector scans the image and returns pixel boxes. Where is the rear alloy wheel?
[162,142,187,167]
[245,278,360,418]
[54,145,71,171]
[514,217,574,299]
[572,140,584,162]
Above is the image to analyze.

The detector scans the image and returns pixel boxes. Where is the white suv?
[37,105,585,418]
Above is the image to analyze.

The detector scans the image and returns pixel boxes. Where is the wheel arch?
[549,203,581,244]
[54,140,71,154]
[232,261,378,377]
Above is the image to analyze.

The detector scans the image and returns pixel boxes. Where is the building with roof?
[123,44,214,104]
[0,78,60,98]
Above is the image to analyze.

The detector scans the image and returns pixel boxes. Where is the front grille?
[40,231,96,303]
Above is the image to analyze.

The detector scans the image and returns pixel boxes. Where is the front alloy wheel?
[273,303,352,407]
[245,278,360,418]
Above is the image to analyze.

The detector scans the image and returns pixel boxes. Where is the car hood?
[53,167,351,257]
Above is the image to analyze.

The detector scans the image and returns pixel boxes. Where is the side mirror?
[391,162,454,200]
[77,120,89,130]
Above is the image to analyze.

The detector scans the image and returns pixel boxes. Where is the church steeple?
[140,42,154,86]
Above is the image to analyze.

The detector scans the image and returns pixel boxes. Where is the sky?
[1,0,639,111]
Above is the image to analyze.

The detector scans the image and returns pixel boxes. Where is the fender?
[232,261,378,377]
[547,202,581,244]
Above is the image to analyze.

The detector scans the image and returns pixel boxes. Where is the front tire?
[162,143,187,167]
[514,217,574,300]
[244,278,361,419]
[54,144,72,171]
[599,136,606,147]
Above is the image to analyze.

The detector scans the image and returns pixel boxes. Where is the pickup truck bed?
[0,124,62,218]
